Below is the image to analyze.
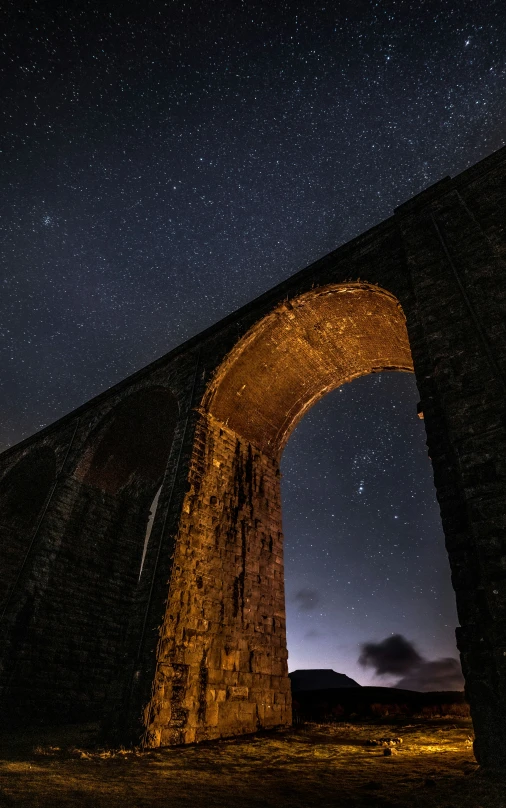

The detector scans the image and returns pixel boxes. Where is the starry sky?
[282,373,463,688]
[2,0,505,688]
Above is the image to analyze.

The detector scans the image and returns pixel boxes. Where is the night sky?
[2,1,506,689]
[282,373,463,689]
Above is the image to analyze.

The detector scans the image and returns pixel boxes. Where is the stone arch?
[144,282,417,747]
[204,282,413,457]
[0,446,56,609]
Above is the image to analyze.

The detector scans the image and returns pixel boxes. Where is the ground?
[0,719,504,807]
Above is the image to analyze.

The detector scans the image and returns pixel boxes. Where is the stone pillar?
[397,186,506,768]
[142,413,291,746]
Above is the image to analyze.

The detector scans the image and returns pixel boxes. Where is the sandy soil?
[0,718,504,807]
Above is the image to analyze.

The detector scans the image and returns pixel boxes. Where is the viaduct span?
[1,147,506,768]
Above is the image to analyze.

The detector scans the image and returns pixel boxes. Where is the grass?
[0,718,504,807]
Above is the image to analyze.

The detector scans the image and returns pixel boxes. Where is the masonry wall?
[0,446,57,614]
[142,414,290,745]
[394,172,506,767]
[0,382,185,727]
[1,470,156,724]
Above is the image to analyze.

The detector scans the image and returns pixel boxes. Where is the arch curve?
[204,283,413,457]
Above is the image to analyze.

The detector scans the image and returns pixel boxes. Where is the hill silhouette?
[289,669,361,691]
[291,685,469,722]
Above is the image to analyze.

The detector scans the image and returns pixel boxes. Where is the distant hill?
[289,669,361,691]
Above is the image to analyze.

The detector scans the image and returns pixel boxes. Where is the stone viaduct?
[1,146,506,768]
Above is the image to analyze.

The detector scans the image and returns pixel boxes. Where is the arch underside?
[205,283,413,456]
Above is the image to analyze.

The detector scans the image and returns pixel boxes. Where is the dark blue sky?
[2,0,505,687]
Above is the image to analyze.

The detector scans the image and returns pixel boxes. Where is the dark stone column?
[397,186,506,769]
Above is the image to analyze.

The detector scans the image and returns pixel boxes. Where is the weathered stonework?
[143,414,289,746]
[1,146,506,767]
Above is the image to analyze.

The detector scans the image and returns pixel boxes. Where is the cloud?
[293,588,320,611]
[395,658,464,692]
[358,634,422,676]
[358,634,464,691]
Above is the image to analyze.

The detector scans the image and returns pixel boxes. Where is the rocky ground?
[0,718,504,807]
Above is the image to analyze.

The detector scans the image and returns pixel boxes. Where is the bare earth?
[0,719,504,808]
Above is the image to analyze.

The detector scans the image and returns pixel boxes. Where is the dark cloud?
[358,634,422,676]
[395,658,464,692]
[293,588,320,611]
[358,634,464,691]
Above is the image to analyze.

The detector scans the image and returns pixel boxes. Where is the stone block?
[227,685,248,701]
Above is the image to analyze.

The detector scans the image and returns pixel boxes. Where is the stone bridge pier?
[1,147,506,768]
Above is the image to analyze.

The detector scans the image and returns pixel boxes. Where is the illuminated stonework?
[1,147,506,768]
[205,283,412,457]
[142,283,412,744]
[143,414,289,745]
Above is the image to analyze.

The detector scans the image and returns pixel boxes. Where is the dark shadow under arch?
[77,387,179,496]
